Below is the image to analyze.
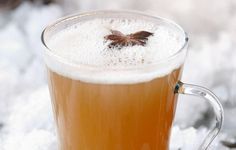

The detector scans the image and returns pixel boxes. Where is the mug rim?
[41,10,188,71]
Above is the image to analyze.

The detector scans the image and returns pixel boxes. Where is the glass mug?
[41,11,224,150]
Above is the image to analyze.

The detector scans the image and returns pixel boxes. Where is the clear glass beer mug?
[41,11,224,150]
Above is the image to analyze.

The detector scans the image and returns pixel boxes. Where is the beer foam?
[44,18,187,84]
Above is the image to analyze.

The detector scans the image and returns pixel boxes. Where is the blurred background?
[0,0,236,150]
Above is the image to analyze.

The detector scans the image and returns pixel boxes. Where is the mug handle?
[174,81,224,150]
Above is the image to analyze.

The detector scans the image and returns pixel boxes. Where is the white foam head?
[43,11,187,84]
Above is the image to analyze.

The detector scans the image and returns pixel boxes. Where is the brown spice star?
[104,29,153,49]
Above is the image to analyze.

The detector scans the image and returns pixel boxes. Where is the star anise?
[104,29,153,49]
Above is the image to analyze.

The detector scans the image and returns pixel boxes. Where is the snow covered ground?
[0,1,236,150]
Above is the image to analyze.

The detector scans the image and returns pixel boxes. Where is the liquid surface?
[45,18,185,84]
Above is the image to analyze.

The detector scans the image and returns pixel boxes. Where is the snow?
[1,87,57,150]
[0,2,62,150]
[0,0,236,150]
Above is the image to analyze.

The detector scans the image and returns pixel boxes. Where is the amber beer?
[47,66,182,150]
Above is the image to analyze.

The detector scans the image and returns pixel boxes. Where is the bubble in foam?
[44,17,186,84]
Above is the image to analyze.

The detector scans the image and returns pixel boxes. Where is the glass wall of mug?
[42,11,223,150]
